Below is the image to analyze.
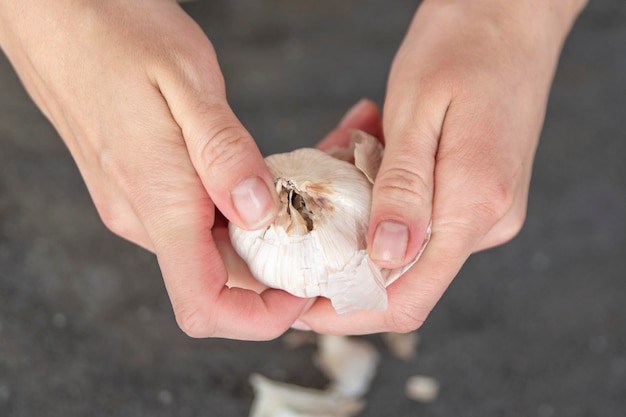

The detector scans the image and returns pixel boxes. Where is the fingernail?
[339,99,369,127]
[231,177,275,230]
[371,220,409,265]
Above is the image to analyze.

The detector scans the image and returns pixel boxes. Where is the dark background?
[1,1,625,416]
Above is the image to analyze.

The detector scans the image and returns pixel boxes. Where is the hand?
[299,0,587,334]
[0,0,309,340]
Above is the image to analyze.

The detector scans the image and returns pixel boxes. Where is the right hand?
[0,0,309,340]
[298,0,587,335]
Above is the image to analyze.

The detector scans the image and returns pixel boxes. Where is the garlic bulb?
[229,130,427,315]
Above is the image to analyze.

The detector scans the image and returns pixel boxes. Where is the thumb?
[370,92,448,268]
[156,54,278,231]
[183,101,278,231]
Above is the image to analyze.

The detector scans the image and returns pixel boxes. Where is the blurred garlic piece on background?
[281,329,318,349]
[249,374,363,417]
[404,375,440,403]
[381,331,420,361]
[229,131,425,314]
[315,335,379,398]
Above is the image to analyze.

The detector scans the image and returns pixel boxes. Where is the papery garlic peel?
[229,130,428,315]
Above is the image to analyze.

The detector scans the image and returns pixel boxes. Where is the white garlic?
[249,374,363,417]
[229,130,427,315]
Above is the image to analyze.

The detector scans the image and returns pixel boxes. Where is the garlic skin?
[229,131,425,315]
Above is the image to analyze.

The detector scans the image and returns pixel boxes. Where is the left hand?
[0,0,308,340]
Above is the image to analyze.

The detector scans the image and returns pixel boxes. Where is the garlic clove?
[314,335,380,398]
[249,374,363,417]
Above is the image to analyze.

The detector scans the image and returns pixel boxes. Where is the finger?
[301,149,502,334]
[113,77,309,340]
[473,164,530,252]
[301,172,513,335]
[369,89,450,269]
[154,36,278,231]
[213,227,268,293]
[301,101,522,334]
[299,219,478,335]
[316,99,383,151]
[121,115,308,339]
[139,190,308,340]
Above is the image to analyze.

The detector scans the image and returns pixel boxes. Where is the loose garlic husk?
[229,130,428,315]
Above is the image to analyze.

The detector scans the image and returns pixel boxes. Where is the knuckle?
[471,177,517,226]
[386,306,425,334]
[509,206,527,234]
[375,166,431,208]
[99,207,131,238]
[97,147,118,176]
[92,193,139,240]
[174,304,217,338]
[98,148,137,194]
[478,199,509,227]
[493,206,527,245]
[197,124,252,174]
[502,213,526,242]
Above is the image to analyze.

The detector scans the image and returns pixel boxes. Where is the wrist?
[510,0,588,41]
[412,0,587,62]
[419,0,586,37]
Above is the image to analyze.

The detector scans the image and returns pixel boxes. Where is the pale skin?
[0,0,587,339]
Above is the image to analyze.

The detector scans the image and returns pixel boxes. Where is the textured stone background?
[1,1,625,416]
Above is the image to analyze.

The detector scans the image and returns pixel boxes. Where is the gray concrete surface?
[1,1,625,416]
